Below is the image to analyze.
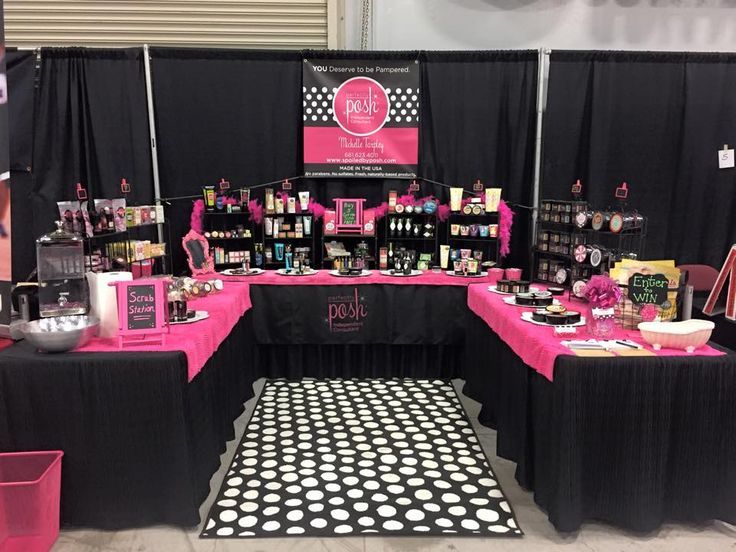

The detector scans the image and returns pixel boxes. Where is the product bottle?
[254,243,264,268]
[388,243,394,267]
[389,217,397,237]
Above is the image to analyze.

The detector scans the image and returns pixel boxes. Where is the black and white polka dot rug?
[201,379,522,538]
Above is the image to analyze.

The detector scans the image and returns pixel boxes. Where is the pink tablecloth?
[467,283,725,381]
[221,269,493,287]
[77,282,252,382]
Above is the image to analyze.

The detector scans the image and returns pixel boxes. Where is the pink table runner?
[77,281,252,382]
[222,269,493,287]
[467,283,725,381]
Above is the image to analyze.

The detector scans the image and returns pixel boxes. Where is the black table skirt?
[463,313,736,533]
[251,283,469,377]
[2,289,735,533]
[0,312,258,529]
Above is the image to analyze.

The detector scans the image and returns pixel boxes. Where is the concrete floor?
[55,379,736,552]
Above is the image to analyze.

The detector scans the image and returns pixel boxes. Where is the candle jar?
[460,225,470,236]
[587,306,616,338]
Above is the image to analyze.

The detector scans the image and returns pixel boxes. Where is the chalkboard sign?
[627,273,669,306]
[127,284,156,330]
[341,201,357,225]
[334,198,366,234]
[110,278,168,347]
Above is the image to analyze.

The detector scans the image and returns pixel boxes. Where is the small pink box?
[505,268,522,280]
[487,267,504,284]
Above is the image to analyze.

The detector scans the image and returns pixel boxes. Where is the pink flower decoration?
[582,275,622,309]
[639,304,659,322]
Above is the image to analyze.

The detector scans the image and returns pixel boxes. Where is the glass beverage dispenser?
[36,221,89,317]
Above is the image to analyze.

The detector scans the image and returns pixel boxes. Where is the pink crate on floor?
[0,451,63,552]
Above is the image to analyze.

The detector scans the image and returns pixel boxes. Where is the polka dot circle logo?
[332,77,390,137]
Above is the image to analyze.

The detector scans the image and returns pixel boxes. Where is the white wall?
[345,0,736,52]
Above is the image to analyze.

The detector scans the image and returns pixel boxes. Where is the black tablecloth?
[463,313,736,533]
[0,312,257,529]
[2,284,735,534]
[251,284,468,377]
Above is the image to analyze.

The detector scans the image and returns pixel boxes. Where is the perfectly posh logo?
[333,77,390,136]
[326,288,368,333]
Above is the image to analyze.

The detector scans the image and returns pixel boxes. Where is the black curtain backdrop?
[151,48,538,274]
[31,48,153,240]
[149,48,302,273]
[6,50,36,281]
[542,51,736,268]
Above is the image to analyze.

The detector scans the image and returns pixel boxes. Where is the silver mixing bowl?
[22,315,100,353]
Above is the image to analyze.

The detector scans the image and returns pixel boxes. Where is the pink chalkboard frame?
[182,229,215,276]
[334,198,365,234]
[110,278,168,348]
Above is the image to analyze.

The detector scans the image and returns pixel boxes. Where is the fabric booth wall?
[542,51,736,268]
[31,48,154,241]
[11,47,736,276]
[150,48,539,274]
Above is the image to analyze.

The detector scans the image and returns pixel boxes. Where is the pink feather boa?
[373,202,388,220]
[248,199,264,225]
[307,198,326,220]
[498,199,514,258]
[190,199,204,233]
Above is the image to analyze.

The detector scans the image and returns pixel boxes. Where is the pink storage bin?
[487,267,504,284]
[131,259,153,279]
[0,451,63,552]
[505,267,522,280]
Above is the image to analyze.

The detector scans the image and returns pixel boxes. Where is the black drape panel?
[542,51,736,267]
[151,48,538,274]
[150,48,303,273]
[31,48,153,239]
[6,50,37,280]
[421,51,538,269]
[7,49,35,172]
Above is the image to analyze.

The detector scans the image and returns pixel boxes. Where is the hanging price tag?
[718,148,734,169]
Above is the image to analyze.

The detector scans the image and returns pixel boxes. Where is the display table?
[1,273,734,533]
[464,283,736,532]
[244,270,484,377]
[0,289,257,529]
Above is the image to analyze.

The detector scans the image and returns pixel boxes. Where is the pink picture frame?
[109,278,168,348]
[182,229,215,276]
[334,198,366,234]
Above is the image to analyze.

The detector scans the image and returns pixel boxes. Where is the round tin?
[545,313,568,325]
[565,311,581,324]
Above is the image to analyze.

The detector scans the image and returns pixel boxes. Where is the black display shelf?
[386,236,436,242]
[264,236,314,241]
[203,211,250,216]
[534,248,570,259]
[203,209,259,272]
[449,236,498,242]
[321,234,378,268]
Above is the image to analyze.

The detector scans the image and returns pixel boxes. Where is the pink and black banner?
[303,59,419,178]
